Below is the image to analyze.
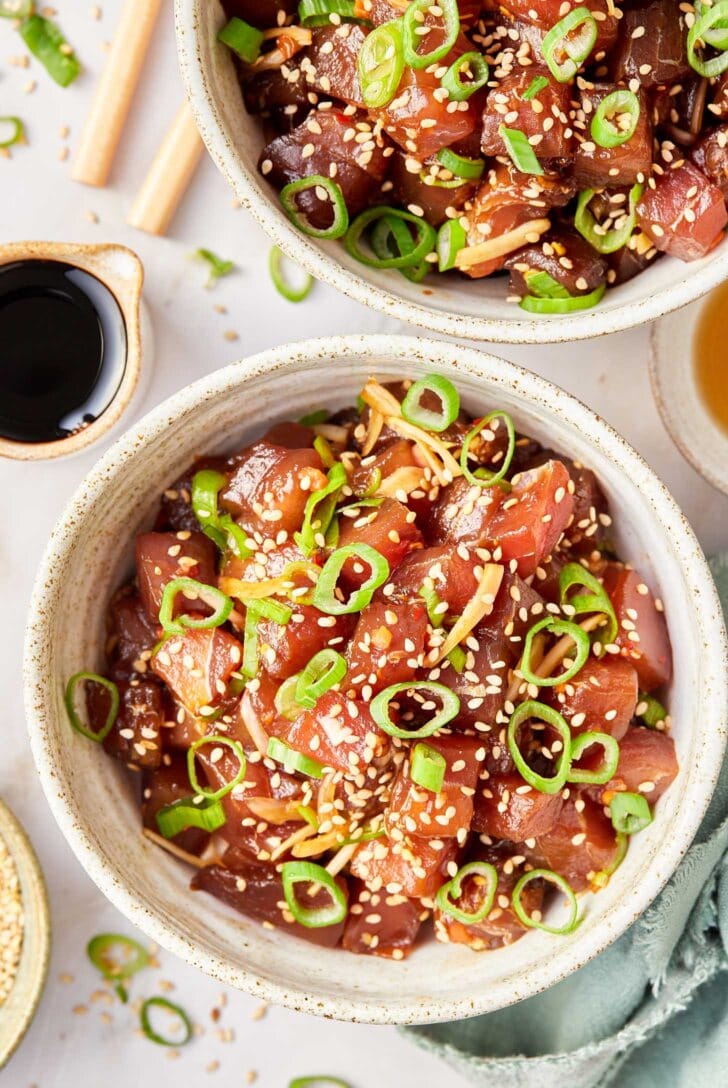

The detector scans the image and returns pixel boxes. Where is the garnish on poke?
[66,374,678,958]
[216,0,728,312]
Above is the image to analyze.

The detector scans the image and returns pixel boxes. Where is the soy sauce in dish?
[0,260,127,444]
[694,280,728,437]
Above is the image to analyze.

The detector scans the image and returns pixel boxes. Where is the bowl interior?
[25,337,727,1024]
[176,0,728,343]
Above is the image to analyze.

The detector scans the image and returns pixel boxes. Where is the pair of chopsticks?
[72,0,204,235]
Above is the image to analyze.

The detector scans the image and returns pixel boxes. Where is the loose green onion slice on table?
[155,795,227,838]
[541,7,597,83]
[194,248,235,288]
[499,125,544,176]
[637,692,668,729]
[281,861,348,927]
[410,742,446,793]
[158,577,233,637]
[591,89,640,149]
[559,562,618,646]
[357,18,405,108]
[523,75,548,101]
[402,0,460,68]
[610,791,653,835]
[345,207,436,270]
[280,175,349,240]
[511,869,581,935]
[295,649,347,708]
[298,0,358,27]
[567,731,620,785]
[440,51,489,101]
[436,147,485,180]
[507,700,572,794]
[370,681,460,740]
[267,736,326,778]
[401,375,460,432]
[187,735,247,800]
[520,283,606,314]
[241,597,292,677]
[217,16,264,62]
[19,14,81,86]
[575,183,643,255]
[688,0,728,77]
[313,543,390,615]
[289,1078,352,1088]
[0,116,24,149]
[64,672,119,743]
[87,934,149,1003]
[520,616,591,687]
[437,218,467,272]
[294,462,347,556]
[140,996,193,1047]
[459,410,515,489]
[269,245,313,303]
[435,861,499,925]
[523,269,571,300]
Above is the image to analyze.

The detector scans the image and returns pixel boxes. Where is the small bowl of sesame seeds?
[0,799,50,1069]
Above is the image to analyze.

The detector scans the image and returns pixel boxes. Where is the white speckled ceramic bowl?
[24,336,728,1024]
[176,0,728,345]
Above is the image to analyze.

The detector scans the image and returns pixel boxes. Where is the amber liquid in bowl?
[694,280,728,436]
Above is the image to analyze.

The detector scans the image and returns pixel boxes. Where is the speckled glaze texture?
[175,0,728,346]
[23,336,728,1025]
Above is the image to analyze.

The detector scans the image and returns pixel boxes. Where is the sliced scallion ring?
[64,672,119,743]
[217,15,264,62]
[275,674,306,721]
[140,997,193,1047]
[610,791,653,835]
[401,374,460,432]
[511,869,581,935]
[435,861,498,925]
[289,1079,352,1088]
[158,577,233,637]
[294,462,347,557]
[591,89,640,149]
[523,74,548,101]
[507,700,572,795]
[313,543,390,615]
[280,176,349,240]
[410,742,446,793]
[191,468,252,560]
[155,795,227,839]
[436,147,485,180]
[370,681,460,740]
[440,51,489,100]
[187,735,247,800]
[520,283,606,313]
[298,0,358,26]
[688,0,728,77]
[345,206,436,270]
[541,7,597,83]
[520,616,591,687]
[402,0,459,68]
[358,18,405,108]
[0,116,24,148]
[437,218,467,271]
[281,861,348,927]
[369,211,430,282]
[19,14,81,87]
[637,692,668,729]
[574,183,643,255]
[269,246,314,302]
[459,409,515,489]
[523,269,570,300]
[568,731,620,785]
[499,125,544,176]
[295,649,347,709]
[559,562,618,647]
[241,597,292,678]
[267,736,326,778]
[87,934,149,1003]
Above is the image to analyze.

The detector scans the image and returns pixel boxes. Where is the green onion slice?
[541,7,597,83]
[194,248,235,287]
[610,791,653,835]
[155,795,227,839]
[0,116,24,148]
[19,14,81,86]
[437,218,467,272]
[402,0,460,69]
[289,1079,352,1088]
[459,409,515,489]
[523,74,548,101]
[64,672,119,743]
[369,212,429,283]
[269,245,314,303]
[436,147,485,180]
[410,742,446,793]
[358,18,405,108]
[440,51,489,101]
[435,861,498,925]
[217,16,264,62]
[499,125,544,176]
[191,468,252,559]
[295,649,347,709]
[281,861,348,927]
[521,616,591,688]
[140,997,193,1047]
[280,176,349,240]
[158,577,233,637]
[574,183,643,255]
[312,543,390,615]
[637,692,668,729]
[267,736,326,778]
[688,0,728,77]
[300,409,329,426]
[87,934,149,1003]
[241,597,292,678]
[559,562,618,647]
[591,89,640,149]
[520,283,606,313]
[294,462,347,557]
[299,0,358,26]
[275,674,305,721]
[345,206,436,270]
[512,869,580,935]
[695,0,728,49]
[523,269,570,300]
[401,374,459,432]
[507,700,572,795]
[567,730,620,785]
[187,735,247,800]
[370,681,460,740]
[447,644,467,673]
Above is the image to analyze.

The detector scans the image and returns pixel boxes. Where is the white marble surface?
[1,4,727,1086]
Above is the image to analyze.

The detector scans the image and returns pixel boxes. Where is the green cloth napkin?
[405,553,728,1088]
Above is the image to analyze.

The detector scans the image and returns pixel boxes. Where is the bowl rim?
[23,334,728,1024]
[175,0,728,346]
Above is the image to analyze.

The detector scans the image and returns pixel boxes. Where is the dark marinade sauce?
[0,259,127,443]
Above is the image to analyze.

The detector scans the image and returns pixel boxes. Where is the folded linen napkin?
[405,553,728,1088]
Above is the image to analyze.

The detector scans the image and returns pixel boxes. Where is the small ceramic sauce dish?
[0,241,152,462]
[650,284,728,496]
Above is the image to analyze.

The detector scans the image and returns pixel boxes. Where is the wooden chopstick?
[127,101,205,236]
[72,0,164,188]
